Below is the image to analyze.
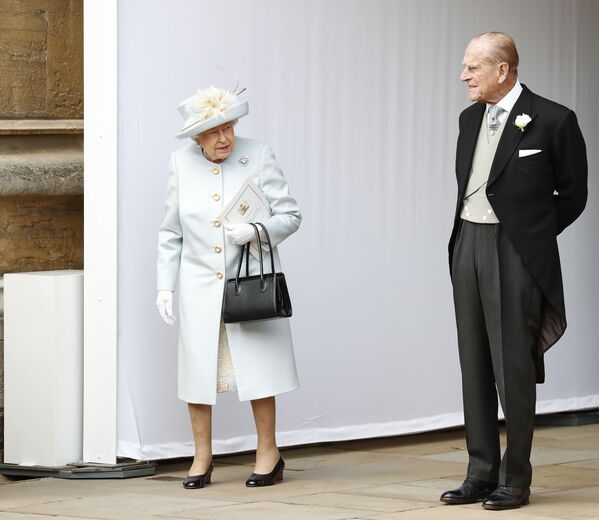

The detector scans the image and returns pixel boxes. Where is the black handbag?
[223,222,292,323]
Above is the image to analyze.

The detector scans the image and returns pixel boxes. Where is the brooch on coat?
[239,156,249,166]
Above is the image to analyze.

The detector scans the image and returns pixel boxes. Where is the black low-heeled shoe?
[246,456,285,487]
[440,477,497,504]
[482,485,530,510]
[182,463,213,489]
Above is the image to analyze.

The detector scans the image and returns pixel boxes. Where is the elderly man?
[442,32,587,510]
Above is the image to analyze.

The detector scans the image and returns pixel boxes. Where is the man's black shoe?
[440,477,497,504]
[482,485,530,510]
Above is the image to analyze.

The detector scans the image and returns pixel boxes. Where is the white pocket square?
[519,149,542,158]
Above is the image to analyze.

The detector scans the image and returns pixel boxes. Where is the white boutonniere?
[514,113,532,132]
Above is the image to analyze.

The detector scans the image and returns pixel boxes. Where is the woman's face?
[194,122,235,162]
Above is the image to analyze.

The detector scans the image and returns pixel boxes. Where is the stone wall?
[0,195,83,274]
[0,0,83,460]
[0,0,83,119]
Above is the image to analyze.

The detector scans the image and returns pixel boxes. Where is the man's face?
[460,40,502,104]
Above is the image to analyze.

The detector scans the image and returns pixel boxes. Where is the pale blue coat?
[157,137,301,404]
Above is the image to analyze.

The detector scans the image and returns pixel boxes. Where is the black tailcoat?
[448,85,588,383]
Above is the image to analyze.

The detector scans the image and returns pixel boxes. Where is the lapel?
[487,85,535,187]
[456,103,485,196]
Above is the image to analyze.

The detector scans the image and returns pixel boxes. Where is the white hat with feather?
[175,86,249,139]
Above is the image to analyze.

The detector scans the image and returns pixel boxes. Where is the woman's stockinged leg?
[251,396,281,473]
[188,403,212,476]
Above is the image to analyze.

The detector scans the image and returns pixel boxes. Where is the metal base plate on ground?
[0,461,155,479]
[535,408,599,427]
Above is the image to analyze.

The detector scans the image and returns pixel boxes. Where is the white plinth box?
[4,270,84,467]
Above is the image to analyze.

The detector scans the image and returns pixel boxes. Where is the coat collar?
[487,84,535,187]
[456,103,485,192]
[456,85,536,191]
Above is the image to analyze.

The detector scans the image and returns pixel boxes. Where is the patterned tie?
[487,104,506,143]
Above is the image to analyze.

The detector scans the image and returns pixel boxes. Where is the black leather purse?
[223,222,292,323]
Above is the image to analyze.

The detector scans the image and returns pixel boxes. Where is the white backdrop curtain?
[116,0,599,460]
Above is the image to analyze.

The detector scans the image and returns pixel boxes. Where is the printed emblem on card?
[238,202,250,216]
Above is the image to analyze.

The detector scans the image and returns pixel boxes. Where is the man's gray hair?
[475,31,519,77]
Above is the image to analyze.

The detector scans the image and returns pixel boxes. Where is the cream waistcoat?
[460,108,510,224]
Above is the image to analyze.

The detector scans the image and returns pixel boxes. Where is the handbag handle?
[232,223,276,294]
[249,223,265,289]
[255,222,275,275]
[234,223,264,293]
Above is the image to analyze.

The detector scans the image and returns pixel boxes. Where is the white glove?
[224,223,258,245]
[156,290,176,326]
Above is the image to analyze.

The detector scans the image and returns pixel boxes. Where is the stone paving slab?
[563,459,599,470]
[361,506,561,520]
[519,487,599,520]
[7,493,238,520]
[0,425,598,520]
[420,446,599,467]
[158,500,370,520]
[290,457,465,486]
[274,490,433,513]
[0,514,92,520]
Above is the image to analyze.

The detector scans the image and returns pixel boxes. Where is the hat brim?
[175,101,249,139]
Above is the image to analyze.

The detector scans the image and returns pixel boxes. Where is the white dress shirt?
[489,80,522,124]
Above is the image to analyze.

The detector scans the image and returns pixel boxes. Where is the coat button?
[211,166,220,175]
[212,193,221,201]
[214,246,222,253]
[212,220,221,228]
[216,272,224,279]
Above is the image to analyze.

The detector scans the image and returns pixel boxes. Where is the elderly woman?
[156,86,301,489]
